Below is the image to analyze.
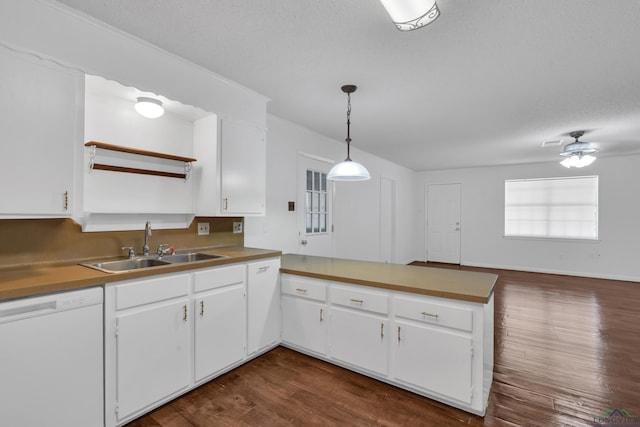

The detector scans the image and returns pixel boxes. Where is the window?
[505,176,598,240]
[305,169,328,234]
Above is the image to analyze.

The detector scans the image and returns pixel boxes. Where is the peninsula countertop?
[280,254,497,303]
[0,247,281,301]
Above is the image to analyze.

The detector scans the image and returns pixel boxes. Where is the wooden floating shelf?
[85,141,197,162]
[85,141,196,180]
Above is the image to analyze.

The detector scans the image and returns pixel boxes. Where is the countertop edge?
[279,268,494,304]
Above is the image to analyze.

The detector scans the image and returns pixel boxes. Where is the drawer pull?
[296,288,308,293]
[320,308,324,322]
[350,298,364,304]
[258,266,270,273]
[421,311,439,319]
[183,304,188,322]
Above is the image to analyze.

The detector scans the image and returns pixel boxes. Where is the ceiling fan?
[558,130,598,168]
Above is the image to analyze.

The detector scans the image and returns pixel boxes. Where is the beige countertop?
[280,254,497,304]
[0,247,281,301]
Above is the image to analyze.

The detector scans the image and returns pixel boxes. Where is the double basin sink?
[83,252,226,273]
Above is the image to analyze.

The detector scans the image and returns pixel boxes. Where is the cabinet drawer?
[330,284,388,315]
[281,275,326,302]
[194,264,246,292]
[394,296,473,332]
[115,274,190,310]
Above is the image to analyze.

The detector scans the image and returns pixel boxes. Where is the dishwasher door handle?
[0,301,57,319]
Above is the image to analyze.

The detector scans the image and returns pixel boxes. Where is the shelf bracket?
[88,144,96,171]
[184,161,192,181]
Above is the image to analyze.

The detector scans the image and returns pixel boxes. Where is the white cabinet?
[0,46,80,217]
[105,273,191,426]
[394,320,473,404]
[193,265,247,382]
[280,274,494,416]
[247,258,281,354]
[327,283,390,376]
[194,117,266,216]
[281,274,328,356]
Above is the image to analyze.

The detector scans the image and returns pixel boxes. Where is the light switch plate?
[197,222,210,235]
[233,221,243,234]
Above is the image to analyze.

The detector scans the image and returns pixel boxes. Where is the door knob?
[301,239,308,246]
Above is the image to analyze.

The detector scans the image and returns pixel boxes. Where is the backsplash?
[0,217,243,269]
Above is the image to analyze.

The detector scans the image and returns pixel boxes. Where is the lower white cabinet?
[247,258,281,354]
[105,273,191,425]
[194,265,247,382]
[116,299,191,419]
[394,320,473,404]
[329,307,389,376]
[279,273,494,416]
[281,274,327,355]
[105,258,281,427]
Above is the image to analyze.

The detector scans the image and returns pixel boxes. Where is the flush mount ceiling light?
[327,85,371,181]
[135,97,164,119]
[379,0,440,31]
[559,130,598,168]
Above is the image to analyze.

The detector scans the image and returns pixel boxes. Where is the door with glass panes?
[297,154,333,256]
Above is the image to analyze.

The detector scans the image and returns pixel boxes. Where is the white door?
[426,183,461,263]
[298,154,333,256]
[380,177,396,263]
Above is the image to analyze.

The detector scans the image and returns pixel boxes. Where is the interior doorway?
[426,183,461,264]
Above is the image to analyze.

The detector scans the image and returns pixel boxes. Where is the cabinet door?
[247,259,281,354]
[394,320,473,404]
[195,284,246,382]
[0,47,78,217]
[281,295,327,355]
[219,119,266,215]
[329,307,389,376]
[115,299,191,420]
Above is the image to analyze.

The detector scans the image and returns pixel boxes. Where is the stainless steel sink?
[84,258,171,273]
[82,252,226,273]
[161,252,227,263]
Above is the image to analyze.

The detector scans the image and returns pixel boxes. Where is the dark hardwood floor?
[127,265,640,427]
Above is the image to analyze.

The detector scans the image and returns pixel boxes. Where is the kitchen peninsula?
[280,254,497,416]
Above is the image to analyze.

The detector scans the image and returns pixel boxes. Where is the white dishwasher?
[0,286,104,427]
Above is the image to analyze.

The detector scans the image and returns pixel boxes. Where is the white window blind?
[505,176,598,240]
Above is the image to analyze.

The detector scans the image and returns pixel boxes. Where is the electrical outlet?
[197,222,210,236]
[233,221,243,234]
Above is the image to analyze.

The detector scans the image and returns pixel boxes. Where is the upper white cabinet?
[194,117,266,216]
[0,46,80,218]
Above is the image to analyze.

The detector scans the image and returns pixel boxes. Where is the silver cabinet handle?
[296,288,307,293]
[183,304,188,322]
[258,266,270,273]
[320,308,324,322]
[200,300,204,317]
[397,326,401,342]
[380,323,384,339]
[421,311,439,318]
[350,298,364,304]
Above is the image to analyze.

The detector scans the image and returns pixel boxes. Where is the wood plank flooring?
[127,265,640,427]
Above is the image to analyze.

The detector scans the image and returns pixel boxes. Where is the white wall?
[416,155,640,281]
[245,115,419,264]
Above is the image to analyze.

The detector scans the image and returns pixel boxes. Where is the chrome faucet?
[143,221,152,256]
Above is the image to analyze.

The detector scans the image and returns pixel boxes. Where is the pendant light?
[327,85,371,181]
[135,97,164,119]
[559,131,598,168]
[379,0,440,31]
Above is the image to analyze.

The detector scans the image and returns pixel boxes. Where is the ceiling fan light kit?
[559,131,598,168]
[327,85,371,181]
[379,0,440,31]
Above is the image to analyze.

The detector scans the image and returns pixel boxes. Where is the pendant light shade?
[327,85,371,182]
[135,97,164,119]
[327,159,371,181]
[379,0,440,31]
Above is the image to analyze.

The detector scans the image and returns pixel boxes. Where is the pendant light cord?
[345,92,352,160]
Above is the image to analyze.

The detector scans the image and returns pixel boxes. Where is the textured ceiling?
[55,0,640,171]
